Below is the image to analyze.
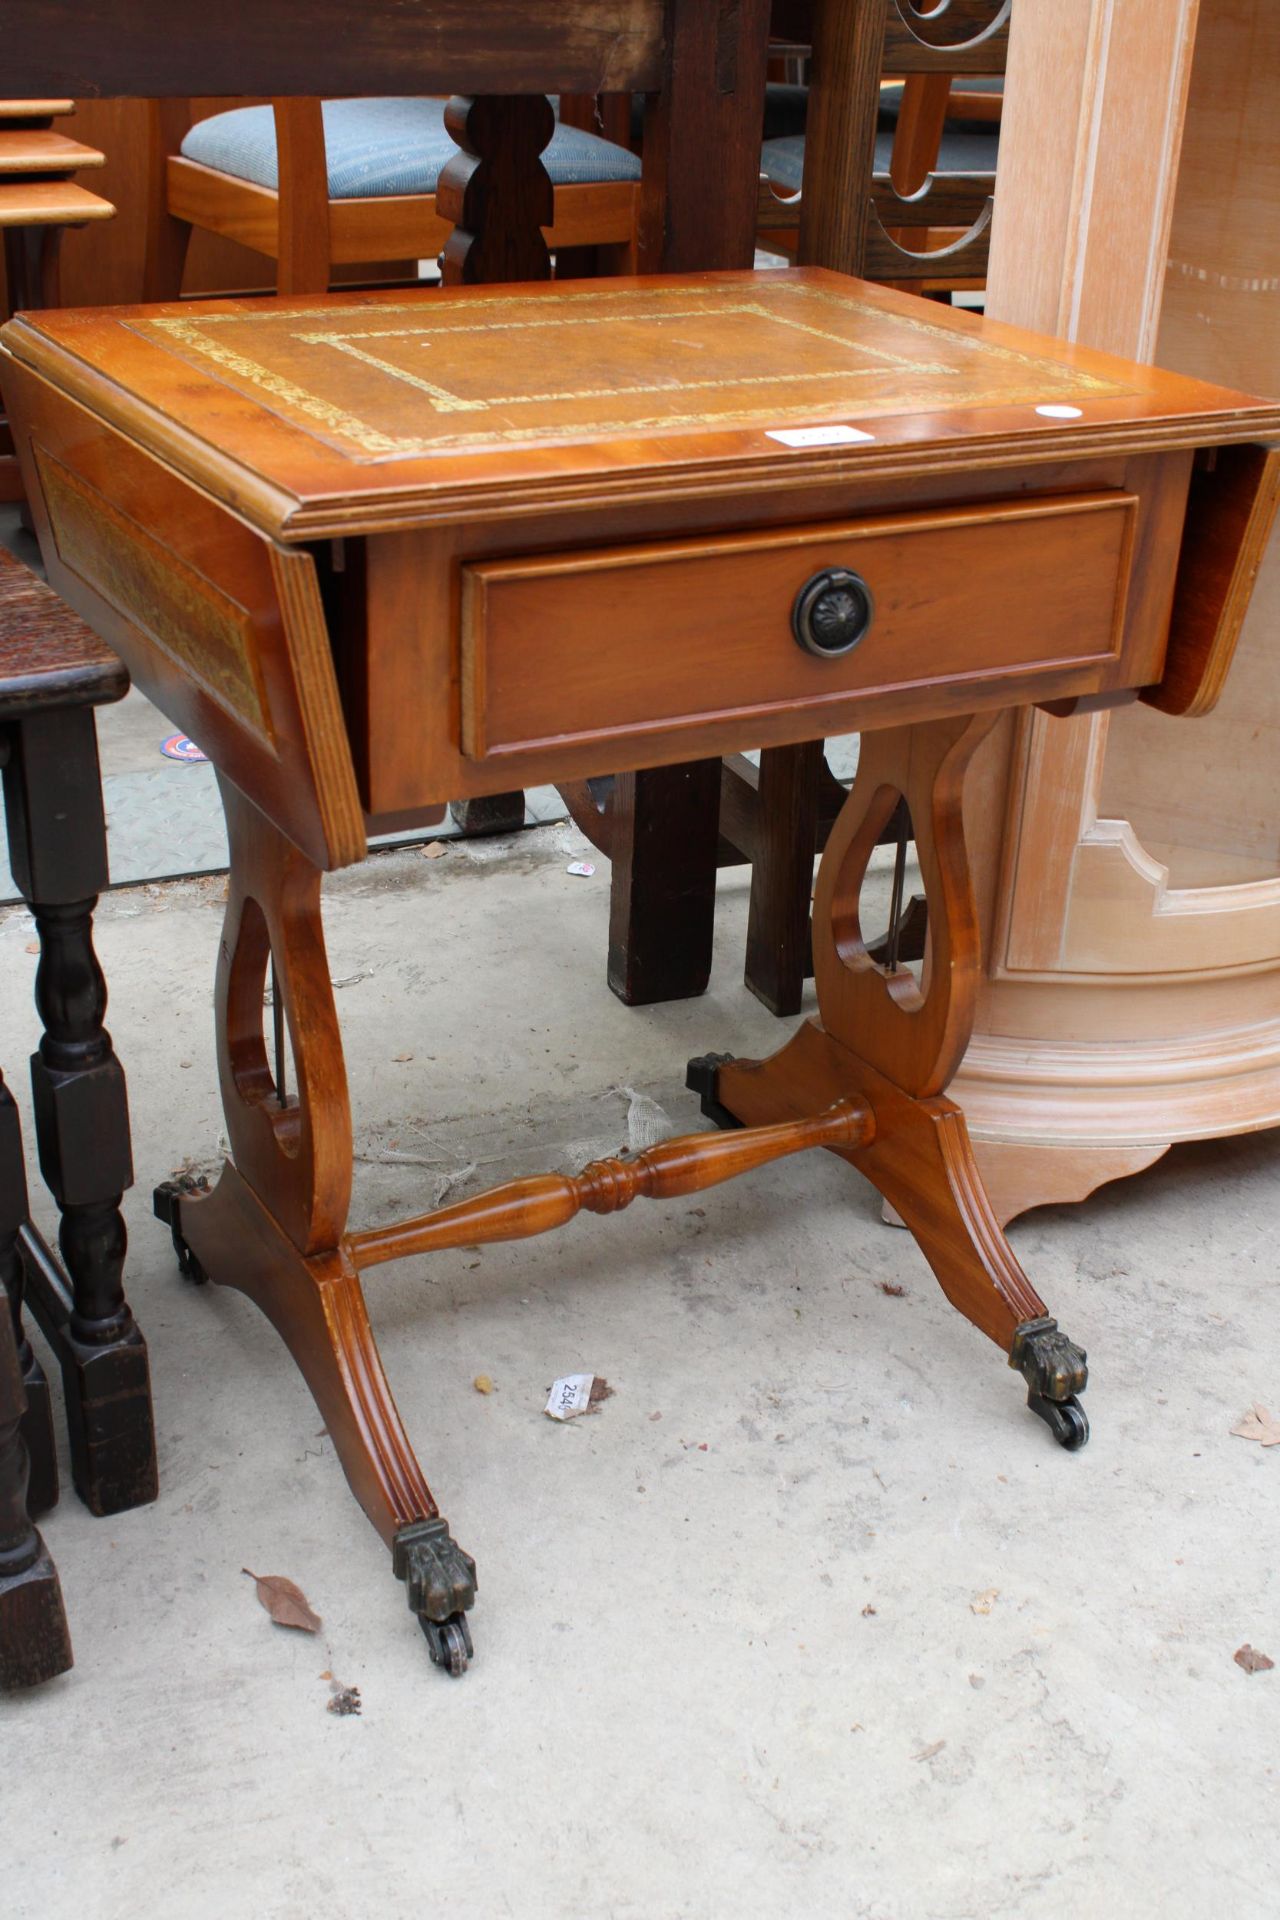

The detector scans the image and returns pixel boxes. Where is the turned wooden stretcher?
[3,264,1277,1672]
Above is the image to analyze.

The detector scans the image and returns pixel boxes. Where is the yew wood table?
[3,267,1277,1673]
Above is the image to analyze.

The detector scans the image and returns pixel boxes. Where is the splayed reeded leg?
[154,780,477,1668]
[689,713,1089,1448]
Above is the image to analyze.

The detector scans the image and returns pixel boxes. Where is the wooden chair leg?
[0,1289,72,1691]
[154,779,476,1671]
[3,225,65,312]
[3,707,157,1516]
[606,761,722,1005]
[687,713,1090,1451]
[143,99,196,300]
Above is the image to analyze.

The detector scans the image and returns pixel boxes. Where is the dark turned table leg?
[0,1065,58,1516]
[0,1275,73,1690]
[2,706,157,1515]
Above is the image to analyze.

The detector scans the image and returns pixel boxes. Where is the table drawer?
[459,491,1137,762]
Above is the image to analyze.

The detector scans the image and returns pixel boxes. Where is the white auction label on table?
[766,423,875,448]
[545,1374,596,1421]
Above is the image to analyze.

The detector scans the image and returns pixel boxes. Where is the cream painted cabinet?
[953,0,1280,1221]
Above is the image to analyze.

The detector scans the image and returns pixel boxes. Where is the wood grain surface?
[0,544,127,715]
[0,130,103,174]
[13,1,665,97]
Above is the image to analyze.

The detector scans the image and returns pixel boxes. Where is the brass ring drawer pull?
[792,568,875,658]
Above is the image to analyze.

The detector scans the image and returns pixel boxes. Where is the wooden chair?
[740,0,1010,1012]
[144,95,642,300]
[139,94,644,838]
[559,2,1009,1014]
[759,70,1002,277]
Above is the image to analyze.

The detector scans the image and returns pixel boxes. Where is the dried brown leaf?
[242,1567,322,1633]
[879,1282,908,1298]
[1229,1404,1280,1447]
[422,841,447,859]
[970,1588,999,1616]
[1234,1643,1275,1674]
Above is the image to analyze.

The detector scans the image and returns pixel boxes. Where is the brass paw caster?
[152,1175,210,1283]
[393,1517,477,1675]
[1010,1315,1090,1451]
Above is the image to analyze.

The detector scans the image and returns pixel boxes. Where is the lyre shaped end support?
[812,712,999,1099]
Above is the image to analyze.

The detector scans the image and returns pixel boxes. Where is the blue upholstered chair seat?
[761,124,999,196]
[760,73,1001,193]
[181,97,641,199]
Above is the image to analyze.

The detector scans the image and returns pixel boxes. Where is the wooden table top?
[5,268,1278,539]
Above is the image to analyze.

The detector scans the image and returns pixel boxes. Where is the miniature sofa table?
[4,267,1277,1672]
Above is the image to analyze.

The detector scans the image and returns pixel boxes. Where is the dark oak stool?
[0,547,156,1558]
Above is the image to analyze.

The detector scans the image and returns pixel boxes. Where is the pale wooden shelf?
[0,130,104,173]
[0,180,114,225]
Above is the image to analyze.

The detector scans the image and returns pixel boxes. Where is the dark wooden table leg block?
[743,741,824,1016]
[607,763,722,1005]
[0,1288,72,1690]
[0,1066,58,1516]
[3,706,157,1515]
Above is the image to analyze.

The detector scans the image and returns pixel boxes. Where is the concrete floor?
[5,822,1280,1920]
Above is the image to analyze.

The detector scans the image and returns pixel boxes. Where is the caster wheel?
[685,1053,743,1132]
[152,1176,210,1284]
[421,1611,473,1676]
[1028,1390,1090,1450]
